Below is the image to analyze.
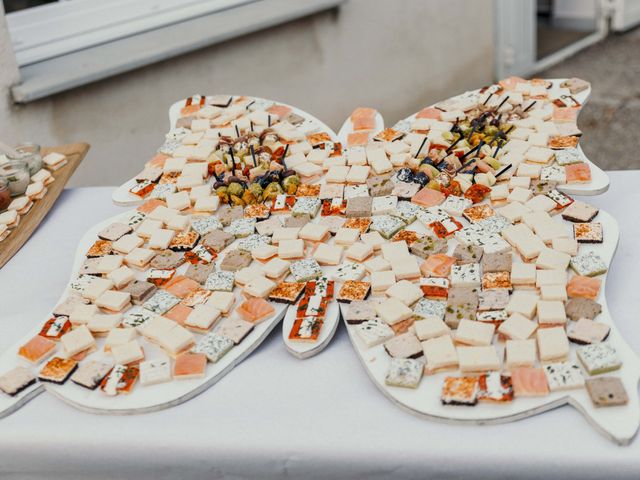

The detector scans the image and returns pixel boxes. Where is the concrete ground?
[539,26,640,170]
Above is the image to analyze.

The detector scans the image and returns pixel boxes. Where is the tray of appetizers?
[387,77,607,196]
[328,77,636,445]
[112,95,337,207]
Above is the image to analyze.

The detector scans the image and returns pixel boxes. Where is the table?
[1,176,639,480]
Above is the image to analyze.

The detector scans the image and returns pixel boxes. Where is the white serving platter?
[337,110,385,147]
[112,95,338,207]
[0,208,287,416]
[340,209,640,445]
[383,78,608,196]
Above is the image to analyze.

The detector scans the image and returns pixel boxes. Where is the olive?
[412,172,429,186]
[282,169,296,178]
[395,168,413,183]
[213,181,226,189]
[420,158,435,166]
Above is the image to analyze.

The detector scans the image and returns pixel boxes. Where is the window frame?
[6,0,260,67]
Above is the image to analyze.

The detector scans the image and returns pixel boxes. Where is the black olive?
[259,177,271,188]
[420,158,435,167]
[213,181,226,189]
[282,169,296,178]
[395,167,413,183]
[412,172,429,186]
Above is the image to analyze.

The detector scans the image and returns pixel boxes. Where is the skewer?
[523,100,536,113]
[414,137,428,158]
[228,146,236,169]
[493,140,504,158]
[495,163,512,178]
[445,134,463,153]
[234,125,240,137]
[455,140,485,174]
[281,144,289,169]
[460,140,484,160]
[496,95,510,111]
[250,145,257,167]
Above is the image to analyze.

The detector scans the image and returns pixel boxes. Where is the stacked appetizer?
[0,95,343,403]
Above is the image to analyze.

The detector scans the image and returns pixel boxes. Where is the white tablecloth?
[1,175,640,479]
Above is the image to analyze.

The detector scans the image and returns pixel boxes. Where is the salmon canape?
[164,304,193,326]
[565,163,591,183]
[350,107,377,131]
[553,106,579,122]
[567,275,601,300]
[18,335,57,364]
[411,187,445,207]
[137,198,166,214]
[173,352,207,379]
[236,297,276,323]
[498,75,526,90]
[415,107,441,120]
[266,104,292,120]
[180,104,201,116]
[421,254,457,278]
[511,367,549,397]
[145,153,169,169]
[163,276,201,299]
[347,131,370,147]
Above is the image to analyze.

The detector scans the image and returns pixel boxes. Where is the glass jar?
[0,160,30,197]
[10,142,42,176]
[0,178,11,210]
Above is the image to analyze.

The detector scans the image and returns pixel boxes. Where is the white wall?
[0,0,495,187]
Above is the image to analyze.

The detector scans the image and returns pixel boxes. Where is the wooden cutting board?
[0,142,90,269]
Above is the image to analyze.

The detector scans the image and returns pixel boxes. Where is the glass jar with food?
[0,160,30,197]
[10,143,43,176]
[0,178,11,210]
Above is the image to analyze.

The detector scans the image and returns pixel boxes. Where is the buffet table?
[1,173,639,479]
